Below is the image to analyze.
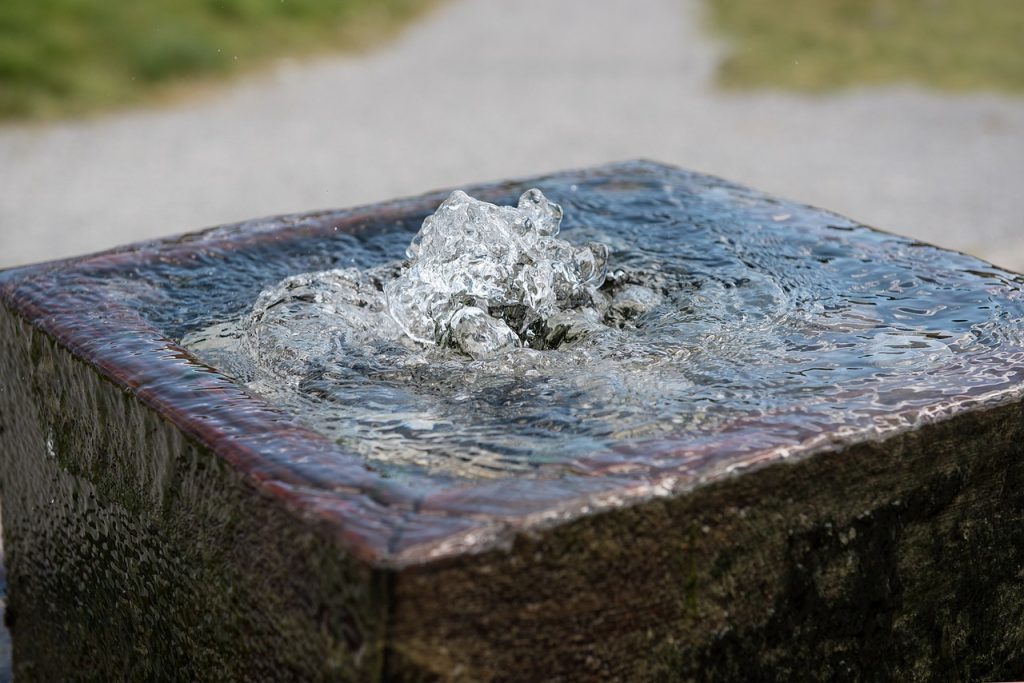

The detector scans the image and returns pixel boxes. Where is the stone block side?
[0,304,388,682]
[390,404,1024,681]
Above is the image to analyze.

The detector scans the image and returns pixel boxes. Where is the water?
[178,172,1024,480]
[384,188,609,355]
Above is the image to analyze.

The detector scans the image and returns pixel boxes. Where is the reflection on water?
[176,168,1024,480]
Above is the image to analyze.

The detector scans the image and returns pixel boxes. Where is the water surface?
[171,170,1024,481]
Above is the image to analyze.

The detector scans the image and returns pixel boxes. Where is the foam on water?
[180,175,1024,481]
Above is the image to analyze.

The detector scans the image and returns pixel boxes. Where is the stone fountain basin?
[1,161,1023,680]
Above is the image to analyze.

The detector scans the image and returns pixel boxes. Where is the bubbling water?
[237,189,660,374]
[384,189,611,357]
[183,189,683,477]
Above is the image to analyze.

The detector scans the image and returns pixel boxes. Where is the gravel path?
[1,0,1022,271]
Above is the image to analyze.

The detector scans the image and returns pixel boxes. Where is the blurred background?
[0,0,1022,270]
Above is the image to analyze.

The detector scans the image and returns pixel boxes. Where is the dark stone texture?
[1,161,1022,680]
[388,402,1024,681]
[0,312,386,681]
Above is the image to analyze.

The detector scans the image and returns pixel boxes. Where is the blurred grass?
[707,0,1024,92]
[0,0,435,120]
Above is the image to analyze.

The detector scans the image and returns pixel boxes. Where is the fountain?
[1,161,1023,680]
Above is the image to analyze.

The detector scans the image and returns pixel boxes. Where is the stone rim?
[4,159,1023,569]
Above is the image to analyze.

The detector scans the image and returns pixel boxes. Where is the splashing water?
[184,188,679,477]
[384,189,610,357]
[241,190,622,371]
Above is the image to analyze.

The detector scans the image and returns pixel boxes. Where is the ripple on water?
[176,176,1024,480]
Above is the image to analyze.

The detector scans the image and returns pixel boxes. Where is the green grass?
[0,0,435,120]
[706,0,1024,92]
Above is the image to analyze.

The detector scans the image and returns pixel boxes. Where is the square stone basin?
[2,161,1023,680]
